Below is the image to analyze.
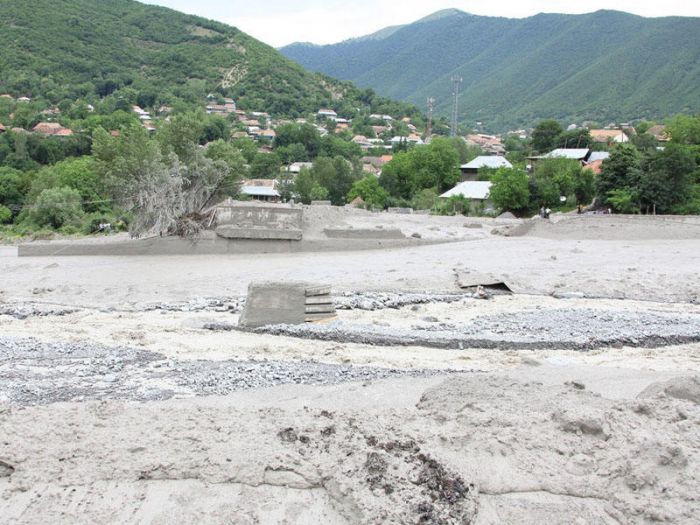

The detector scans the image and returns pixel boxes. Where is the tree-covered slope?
[0,0,414,117]
[281,10,700,130]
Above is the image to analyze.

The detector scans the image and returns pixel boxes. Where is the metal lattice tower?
[426,97,434,143]
[450,76,462,137]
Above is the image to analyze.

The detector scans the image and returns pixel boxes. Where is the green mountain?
[0,0,416,118]
[281,10,700,131]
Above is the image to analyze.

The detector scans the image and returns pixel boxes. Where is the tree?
[574,167,596,205]
[310,184,329,201]
[273,123,321,158]
[556,128,591,149]
[0,167,30,218]
[607,188,639,214]
[596,144,642,207]
[530,158,579,208]
[293,168,315,204]
[532,120,563,153]
[347,176,389,209]
[30,157,104,212]
[204,140,246,198]
[249,152,282,179]
[666,114,700,146]
[28,186,84,229]
[639,144,696,213]
[379,152,416,199]
[489,167,530,215]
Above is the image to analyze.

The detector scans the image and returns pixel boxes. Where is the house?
[543,148,590,161]
[440,181,494,211]
[583,159,604,175]
[285,162,313,175]
[362,163,381,176]
[143,121,156,132]
[528,148,591,171]
[32,122,73,136]
[317,108,337,119]
[460,156,512,181]
[390,135,423,146]
[590,129,629,144]
[583,152,609,175]
[647,125,670,142]
[258,129,277,140]
[240,179,280,202]
[587,151,610,163]
[352,135,373,149]
[361,156,391,177]
[465,133,504,154]
[17,96,31,103]
[370,114,393,122]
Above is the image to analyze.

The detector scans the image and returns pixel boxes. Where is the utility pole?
[450,75,462,137]
[426,97,434,143]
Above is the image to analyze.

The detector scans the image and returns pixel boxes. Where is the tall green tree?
[639,144,696,213]
[489,167,530,215]
[596,144,642,207]
[531,120,563,154]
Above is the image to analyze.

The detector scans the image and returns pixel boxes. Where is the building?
[440,181,494,211]
[460,156,512,181]
[240,179,281,202]
[527,148,591,171]
[317,108,337,119]
[285,162,313,175]
[590,129,629,144]
[390,135,423,146]
[32,122,73,136]
[647,125,670,142]
[465,133,504,155]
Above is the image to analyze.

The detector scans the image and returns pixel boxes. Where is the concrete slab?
[324,228,406,240]
[239,281,337,328]
[215,226,302,241]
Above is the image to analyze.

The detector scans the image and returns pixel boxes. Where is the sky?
[142,1,699,47]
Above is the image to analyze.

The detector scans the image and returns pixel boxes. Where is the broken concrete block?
[239,281,336,328]
[214,202,303,241]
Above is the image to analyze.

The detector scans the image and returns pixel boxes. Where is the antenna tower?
[450,75,462,137]
[426,97,434,143]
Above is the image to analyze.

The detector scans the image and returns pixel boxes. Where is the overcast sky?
[142,1,699,47]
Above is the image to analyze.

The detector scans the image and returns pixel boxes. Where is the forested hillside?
[282,9,700,131]
[0,0,413,117]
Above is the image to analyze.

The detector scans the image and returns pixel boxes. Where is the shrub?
[28,186,84,229]
[0,205,11,224]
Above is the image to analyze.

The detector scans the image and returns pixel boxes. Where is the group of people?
[539,206,551,219]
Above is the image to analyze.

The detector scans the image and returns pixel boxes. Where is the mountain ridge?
[281,9,700,130]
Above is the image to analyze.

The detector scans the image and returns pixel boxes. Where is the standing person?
[539,205,545,218]
[545,207,551,219]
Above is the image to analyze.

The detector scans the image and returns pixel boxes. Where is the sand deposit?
[1,212,700,523]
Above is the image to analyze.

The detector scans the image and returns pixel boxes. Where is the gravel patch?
[256,308,700,351]
[0,337,449,406]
